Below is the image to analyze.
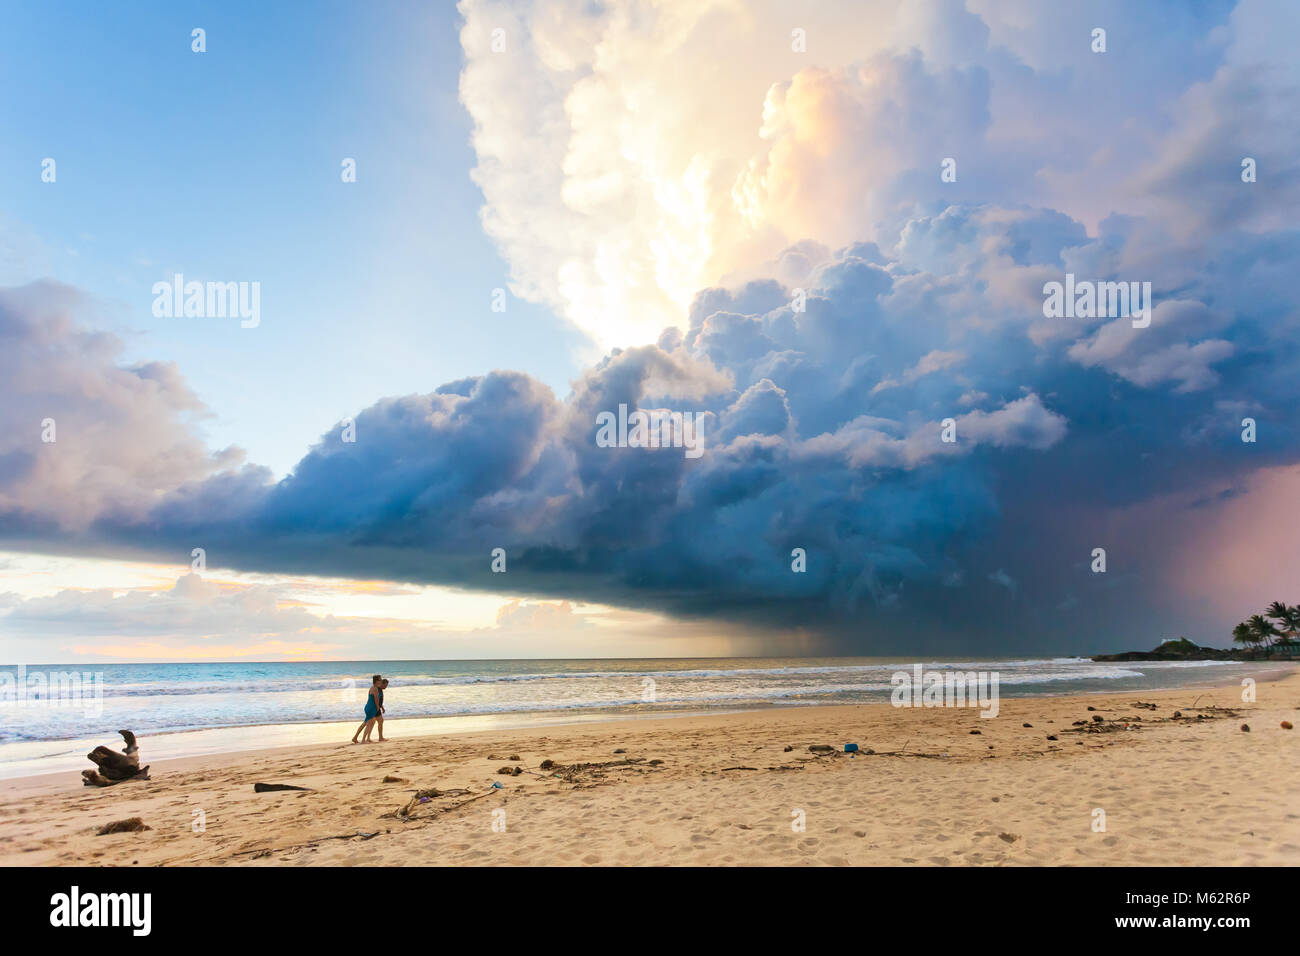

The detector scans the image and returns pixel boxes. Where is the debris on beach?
[1282,721,1294,730]
[1063,719,1133,736]
[82,730,151,787]
[83,767,151,788]
[808,744,834,753]
[253,782,313,793]
[392,786,480,819]
[96,817,150,835]
[542,756,664,786]
[233,829,383,858]
[1241,724,1251,732]
[1061,701,1241,737]
[382,775,408,784]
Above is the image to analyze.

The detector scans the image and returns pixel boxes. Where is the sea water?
[0,656,1285,778]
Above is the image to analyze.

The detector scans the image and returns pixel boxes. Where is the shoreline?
[3,662,1293,782]
[0,706,763,789]
[3,667,1298,865]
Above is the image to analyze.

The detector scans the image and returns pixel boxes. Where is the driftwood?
[253,782,314,793]
[541,757,664,785]
[82,767,151,787]
[391,786,493,821]
[232,830,379,859]
[83,730,150,787]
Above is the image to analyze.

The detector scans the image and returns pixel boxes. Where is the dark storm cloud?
[7,0,1300,652]
[4,192,1297,654]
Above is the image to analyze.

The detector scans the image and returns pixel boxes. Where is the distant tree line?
[1232,601,1300,653]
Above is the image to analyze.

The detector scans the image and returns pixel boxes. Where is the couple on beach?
[351,674,389,743]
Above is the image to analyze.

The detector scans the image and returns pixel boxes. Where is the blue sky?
[0,0,583,477]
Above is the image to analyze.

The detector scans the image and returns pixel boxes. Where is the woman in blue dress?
[367,678,390,743]
[350,674,383,744]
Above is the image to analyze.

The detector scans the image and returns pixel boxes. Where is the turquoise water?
[0,656,1283,745]
[2,656,1289,779]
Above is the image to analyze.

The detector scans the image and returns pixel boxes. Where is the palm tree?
[1266,601,1300,643]
[1247,614,1279,653]
[1232,621,1254,653]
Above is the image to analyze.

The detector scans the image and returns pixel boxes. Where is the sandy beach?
[3,668,1298,867]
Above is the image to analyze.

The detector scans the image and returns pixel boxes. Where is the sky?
[1,0,1298,662]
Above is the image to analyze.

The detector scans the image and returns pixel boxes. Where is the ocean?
[0,656,1285,779]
